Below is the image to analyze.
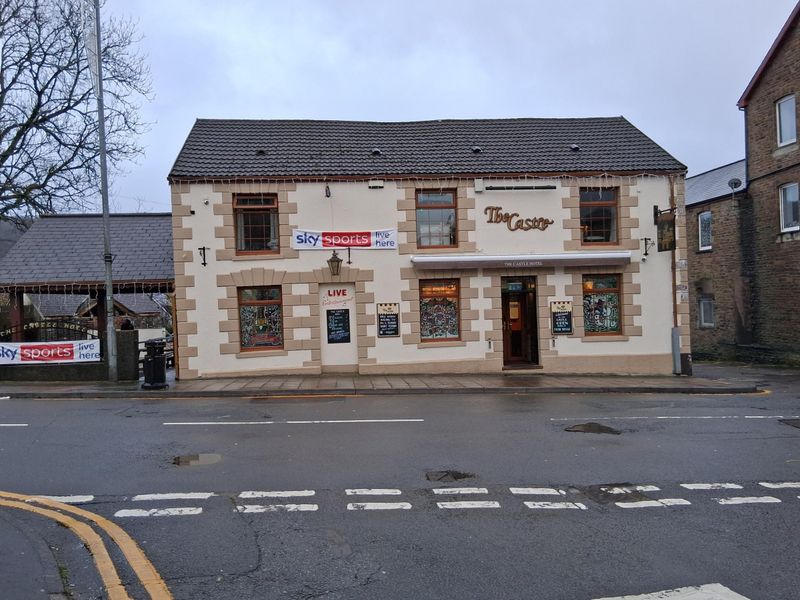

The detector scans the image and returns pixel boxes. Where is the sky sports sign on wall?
[0,340,102,365]
[292,229,397,250]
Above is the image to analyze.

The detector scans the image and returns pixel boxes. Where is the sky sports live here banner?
[292,229,397,250]
[0,340,102,365]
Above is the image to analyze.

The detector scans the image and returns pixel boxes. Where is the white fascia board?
[410,252,632,270]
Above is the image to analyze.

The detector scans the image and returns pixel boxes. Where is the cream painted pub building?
[169,118,690,379]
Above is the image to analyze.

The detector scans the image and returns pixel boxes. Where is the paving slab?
[0,362,777,399]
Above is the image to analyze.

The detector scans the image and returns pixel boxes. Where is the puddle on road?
[779,419,800,430]
[425,470,475,482]
[173,453,221,466]
[565,422,621,435]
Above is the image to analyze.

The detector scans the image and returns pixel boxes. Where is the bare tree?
[0,0,150,226]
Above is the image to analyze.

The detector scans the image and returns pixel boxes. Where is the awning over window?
[410,251,632,270]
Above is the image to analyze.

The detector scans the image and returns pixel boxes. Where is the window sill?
[581,334,629,342]
[697,248,713,253]
[777,230,800,243]
[417,340,467,348]
[236,349,289,358]
[232,253,283,261]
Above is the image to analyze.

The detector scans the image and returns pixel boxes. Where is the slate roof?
[686,160,747,206]
[169,117,685,179]
[27,293,163,317]
[0,221,25,260]
[0,214,173,290]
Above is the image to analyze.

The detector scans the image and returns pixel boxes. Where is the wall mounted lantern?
[327,250,342,276]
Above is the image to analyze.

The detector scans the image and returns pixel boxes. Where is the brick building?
[736,1,800,364]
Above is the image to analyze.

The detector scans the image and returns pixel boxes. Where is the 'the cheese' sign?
[292,229,397,250]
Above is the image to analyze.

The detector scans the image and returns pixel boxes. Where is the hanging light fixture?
[327,250,342,276]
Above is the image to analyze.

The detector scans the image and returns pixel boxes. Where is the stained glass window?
[416,190,457,248]
[420,279,460,341]
[698,211,712,250]
[580,188,618,244]
[583,275,621,335]
[239,286,283,349]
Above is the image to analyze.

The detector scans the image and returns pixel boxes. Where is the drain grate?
[780,419,800,430]
[565,422,621,435]
[425,470,475,482]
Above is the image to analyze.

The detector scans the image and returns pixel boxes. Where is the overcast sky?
[104,0,798,213]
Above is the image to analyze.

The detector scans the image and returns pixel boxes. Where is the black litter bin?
[141,339,168,390]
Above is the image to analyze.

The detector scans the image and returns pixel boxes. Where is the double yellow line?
[0,490,172,600]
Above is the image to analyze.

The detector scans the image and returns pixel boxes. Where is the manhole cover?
[425,470,474,482]
[577,483,653,504]
[565,422,621,435]
[780,419,800,429]
[173,453,221,466]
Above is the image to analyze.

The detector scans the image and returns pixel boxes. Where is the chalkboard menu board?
[377,303,400,337]
[550,301,573,335]
[326,309,351,344]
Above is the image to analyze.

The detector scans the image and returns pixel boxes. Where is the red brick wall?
[742,14,800,361]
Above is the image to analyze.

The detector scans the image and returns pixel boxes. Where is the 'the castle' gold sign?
[484,206,554,232]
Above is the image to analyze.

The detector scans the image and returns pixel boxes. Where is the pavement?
[1,362,793,399]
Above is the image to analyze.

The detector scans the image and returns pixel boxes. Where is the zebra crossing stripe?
[716,496,781,505]
[680,483,742,490]
[432,487,487,495]
[510,487,565,496]
[236,504,318,513]
[592,582,750,599]
[616,499,691,509]
[758,481,800,489]
[239,490,315,498]
[347,502,412,510]
[115,507,202,517]
[437,501,500,509]
[524,501,587,510]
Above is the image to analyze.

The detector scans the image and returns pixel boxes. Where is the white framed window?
[777,95,796,146]
[780,182,799,232]
[698,295,714,328]
[698,211,712,250]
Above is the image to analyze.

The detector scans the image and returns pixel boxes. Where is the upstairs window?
[580,188,618,244]
[416,190,457,248]
[698,211,712,250]
[777,95,797,146]
[582,274,622,335]
[235,194,279,254]
[780,182,799,232]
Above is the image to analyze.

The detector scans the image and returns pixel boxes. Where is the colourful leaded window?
[239,286,283,350]
[698,211,712,250]
[420,279,460,341]
[580,188,618,244]
[582,275,621,335]
[416,190,457,248]
[235,194,279,253]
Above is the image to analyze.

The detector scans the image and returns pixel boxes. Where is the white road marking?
[347,502,412,510]
[0,396,10,400]
[680,483,743,490]
[432,487,488,495]
[132,492,215,501]
[0,423,28,427]
[616,498,691,508]
[551,415,798,421]
[34,495,94,504]
[164,419,424,426]
[716,496,781,505]
[758,481,800,489]
[239,490,316,498]
[345,489,402,496]
[115,507,202,517]
[510,487,565,496]
[524,501,587,510]
[437,501,500,509]
[236,504,318,513]
[593,582,750,599]
[601,485,660,494]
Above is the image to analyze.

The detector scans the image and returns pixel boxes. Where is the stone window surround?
[211,182,300,262]
[564,263,643,341]
[563,178,640,252]
[397,180,477,255]
[215,265,376,367]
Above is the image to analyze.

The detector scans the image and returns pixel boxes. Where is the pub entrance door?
[501,277,539,366]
